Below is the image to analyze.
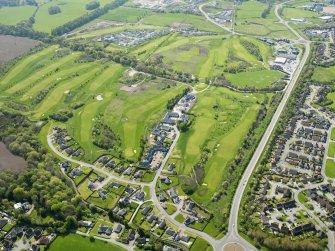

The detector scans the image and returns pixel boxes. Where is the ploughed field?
[0,142,27,172]
[0,35,40,63]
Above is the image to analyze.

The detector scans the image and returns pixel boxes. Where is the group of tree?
[0,109,87,233]
[85,1,100,10]
[0,0,36,7]
[166,87,191,110]
[92,114,121,151]
[50,109,73,122]
[48,6,61,15]
[240,39,263,61]
[261,1,273,18]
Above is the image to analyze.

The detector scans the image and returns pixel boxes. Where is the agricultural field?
[33,0,113,33]
[0,35,40,63]
[48,234,126,251]
[169,86,267,201]
[141,13,225,33]
[235,1,296,39]
[100,6,154,23]
[0,5,36,25]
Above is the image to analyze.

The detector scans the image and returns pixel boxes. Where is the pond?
[0,142,27,172]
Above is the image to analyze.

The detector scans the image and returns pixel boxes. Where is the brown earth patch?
[0,142,27,172]
[223,243,245,251]
[0,35,40,63]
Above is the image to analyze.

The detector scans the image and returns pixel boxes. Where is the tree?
[65,216,78,230]
[13,187,27,202]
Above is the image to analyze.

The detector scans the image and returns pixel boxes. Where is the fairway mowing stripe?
[5,53,79,94]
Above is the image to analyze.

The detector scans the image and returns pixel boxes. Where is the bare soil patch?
[323,6,335,14]
[0,142,27,172]
[223,243,245,251]
[0,35,40,63]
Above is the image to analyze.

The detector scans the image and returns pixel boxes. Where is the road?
[47,2,315,251]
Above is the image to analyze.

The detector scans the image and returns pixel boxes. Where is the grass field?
[48,234,126,251]
[325,159,335,178]
[141,13,225,33]
[235,1,296,39]
[328,143,335,158]
[0,5,36,25]
[104,80,188,160]
[149,35,277,87]
[100,6,154,23]
[225,70,284,88]
[169,87,265,201]
[312,66,335,83]
[33,0,112,33]
[331,128,335,141]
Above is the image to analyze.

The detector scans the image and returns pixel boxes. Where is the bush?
[86,1,100,10]
[48,6,61,15]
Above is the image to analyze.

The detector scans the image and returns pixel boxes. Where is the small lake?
[0,142,27,172]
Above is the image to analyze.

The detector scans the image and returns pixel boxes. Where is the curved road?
[48,2,314,251]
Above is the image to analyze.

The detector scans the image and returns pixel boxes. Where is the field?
[33,0,112,33]
[0,35,40,63]
[141,13,225,33]
[100,6,154,23]
[148,35,279,88]
[0,5,36,25]
[312,66,335,83]
[0,45,189,161]
[48,234,126,251]
[325,159,335,178]
[169,86,265,201]
[328,142,335,158]
[235,1,296,39]
[0,143,27,172]
[225,70,284,88]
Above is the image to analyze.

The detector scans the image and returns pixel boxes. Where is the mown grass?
[325,159,335,178]
[225,69,284,88]
[101,6,154,23]
[235,1,296,39]
[328,142,335,158]
[170,87,264,200]
[312,66,335,83]
[48,234,126,251]
[0,6,36,25]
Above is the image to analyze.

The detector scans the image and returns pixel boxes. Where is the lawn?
[0,6,36,25]
[48,234,126,251]
[190,237,213,251]
[298,191,308,204]
[331,128,335,141]
[165,204,177,215]
[312,66,335,83]
[328,142,335,158]
[100,6,154,23]
[325,159,335,178]
[141,13,225,33]
[282,7,319,19]
[170,86,264,200]
[225,70,284,89]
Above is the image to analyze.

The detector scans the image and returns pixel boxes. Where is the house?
[128,229,135,240]
[158,219,166,230]
[186,201,195,212]
[160,176,171,185]
[260,215,269,227]
[184,216,195,225]
[99,190,107,200]
[179,234,190,243]
[165,228,176,237]
[0,219,8,229]
[163,245,179,251]
[113,223,122,234]
[110,182,121,188]
[97,175,105,182]
[38,236,50,245]
[147,213,158,223]
[78,220,93,228]
[135,237,146,245]
[118,208,127,217]
[34,227,43,239]
[135,191,145,201]
[141,206,151,215]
